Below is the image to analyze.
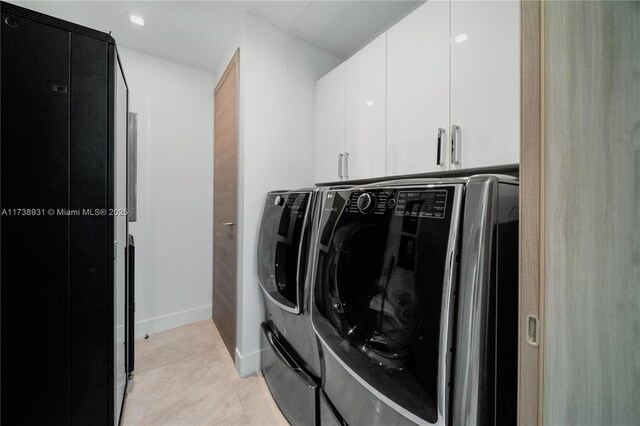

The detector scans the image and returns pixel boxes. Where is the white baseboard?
[134,304,212,338]
[235,347,263,377]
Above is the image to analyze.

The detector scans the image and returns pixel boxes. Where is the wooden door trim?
[519,1,543,425]
[215,49,239,96]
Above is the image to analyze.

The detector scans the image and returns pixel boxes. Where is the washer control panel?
[347,191,389,215]
[395,190,447,219]
[342,188,449,218]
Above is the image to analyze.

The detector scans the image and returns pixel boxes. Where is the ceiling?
[13,1,421,73]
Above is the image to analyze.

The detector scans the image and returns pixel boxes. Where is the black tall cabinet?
[1,3,132,424]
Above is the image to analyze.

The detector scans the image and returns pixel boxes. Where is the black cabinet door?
[1,11,71,425]
[69,32,109,425]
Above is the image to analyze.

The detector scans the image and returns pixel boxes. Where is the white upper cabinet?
[345,33,387,180]
[450,0,520,169]
[387,0,450,176]
[313,1,520,182]
[315,63,346,183]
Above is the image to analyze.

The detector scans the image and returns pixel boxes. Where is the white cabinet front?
[314,63,346,183]
[345,33,387,180]
[450,0,520,169]
[387,0,450,176]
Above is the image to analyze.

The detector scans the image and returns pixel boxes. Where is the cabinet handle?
[344,152,349,180]
[436,128,445,166]
[451,125,460,165]
[338,153,344,180]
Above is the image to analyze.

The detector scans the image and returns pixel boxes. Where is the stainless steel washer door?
[312,185,463,425]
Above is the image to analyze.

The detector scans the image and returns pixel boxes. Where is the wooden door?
[519,1,640,424]
[213,50,238,358]
[543,2,639,424]
[519,2,543,424]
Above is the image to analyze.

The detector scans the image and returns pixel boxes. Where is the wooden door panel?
[213,51,238,359]
[543,2,639,424]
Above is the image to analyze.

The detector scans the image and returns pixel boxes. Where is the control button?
[356,192,376,213]
[388,198,396,208]
[274,195,284,206]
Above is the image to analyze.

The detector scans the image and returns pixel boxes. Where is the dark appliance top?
[316,163,519,187]
[1,1,115,43]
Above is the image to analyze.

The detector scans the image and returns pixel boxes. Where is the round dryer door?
[257,192,311,313]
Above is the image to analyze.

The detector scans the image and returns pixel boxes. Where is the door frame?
[519,1,543,424]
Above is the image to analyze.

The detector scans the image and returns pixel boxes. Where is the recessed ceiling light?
[129,15,145,26]
[366,100,375,106]
[454,33,468,43]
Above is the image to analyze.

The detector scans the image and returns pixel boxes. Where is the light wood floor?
[121,320,289,426]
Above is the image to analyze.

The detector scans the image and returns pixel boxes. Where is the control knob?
[356,192,376,213]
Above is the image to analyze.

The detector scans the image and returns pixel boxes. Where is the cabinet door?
[1,11,71,424]
[387,0,450,176]
[69,33,110,424]
[315,63,346,183]
[450,0,520,169]
[345,33,386,180]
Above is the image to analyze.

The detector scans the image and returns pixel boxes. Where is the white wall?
[213,15,341,376]
[119,47,216,338]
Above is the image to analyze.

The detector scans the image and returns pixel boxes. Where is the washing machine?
[257,188,325,425]
[310,175,519,425]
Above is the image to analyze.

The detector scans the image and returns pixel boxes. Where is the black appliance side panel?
[107,43,118,426]
[69,32,109,424]
[0,11,71,424]
[494,183,519,425]
[128,234,135,374]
